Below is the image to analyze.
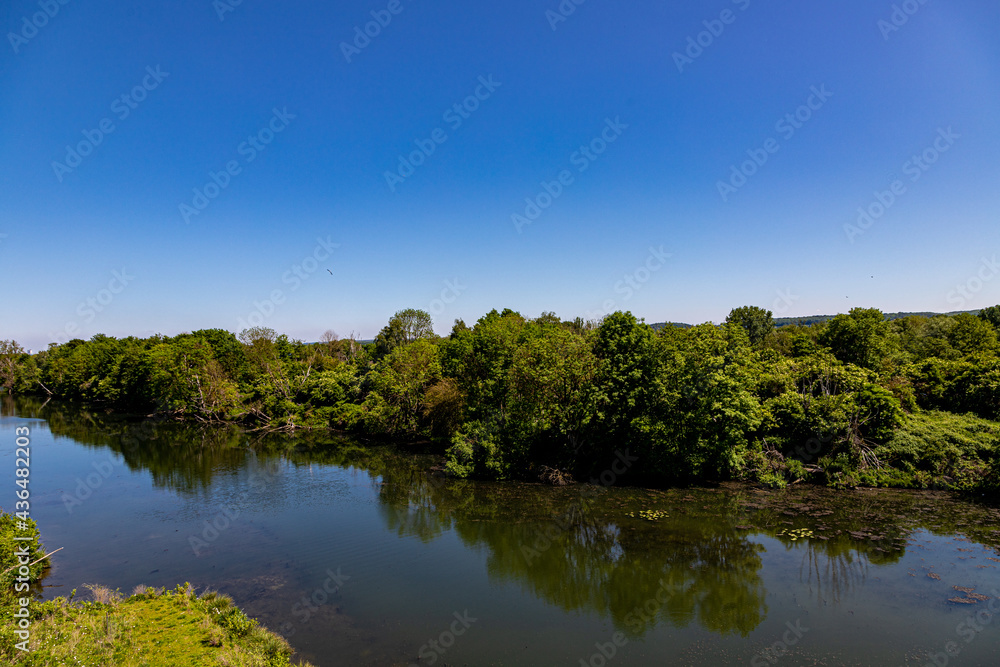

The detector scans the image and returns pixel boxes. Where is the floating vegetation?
[947,586,992,604]
[927,572,941,580]
[776,527,814,541]
[627,509,670,521]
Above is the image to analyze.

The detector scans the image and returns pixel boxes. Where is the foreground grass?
[2,584,314,667]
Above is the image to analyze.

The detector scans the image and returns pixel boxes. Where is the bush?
[444,420,505,479]
[876,411,1000,480]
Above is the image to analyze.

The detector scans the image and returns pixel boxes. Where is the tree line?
[3,305,1000,492]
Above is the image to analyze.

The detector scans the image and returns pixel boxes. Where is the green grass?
[1,584,314,667]
[875,410,1000,486]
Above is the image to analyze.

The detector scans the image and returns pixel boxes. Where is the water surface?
[4,397,1000,666]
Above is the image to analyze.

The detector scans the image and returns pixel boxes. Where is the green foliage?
[444,420,504,478]
[506,320,597,452]
[819,308,892,370]
[300,365,358,407]
[441,308,526,423]
[2,581,310,666]
[12,302,1000,491]
[147,337,240,417]
[876,411,1000,483]
[362,339,442,436]
[1,512,47,595]
[948,313,999,356]
[373,308,435,358]
[725,306,774,348]
[630,323,762,481]
[0,340,26,391]
[422,378,465,439]
[591,311,658,434]
[978,305,1000,329]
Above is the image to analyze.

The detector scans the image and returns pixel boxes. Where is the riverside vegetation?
[2,305,1000,493]
[0,512,312,665]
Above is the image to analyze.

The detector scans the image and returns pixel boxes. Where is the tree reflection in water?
[20,396,1000,644]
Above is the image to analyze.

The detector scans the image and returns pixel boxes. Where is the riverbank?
[3,584,313,666]
[0,511,312,666]
[4,307,1000,493]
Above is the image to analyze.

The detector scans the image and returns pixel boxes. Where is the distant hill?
[772,310,979,328]
[648,322,693,331]
[649,310,980,331]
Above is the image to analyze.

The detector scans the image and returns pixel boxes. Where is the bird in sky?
[327,269,333,275]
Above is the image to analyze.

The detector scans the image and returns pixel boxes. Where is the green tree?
[589,312,659,462]
[192,329,248,382]
[948,313,999,356]
[147,337,239,417]
[363,339,442,435]
[238,327,291,401]
[374,308,435,357]
[507,320,598,453]
[819,308,892,370]
[635,323,763,481]
[441,308,526,423]
[725,306,774,348]
[0,340,25,391]
[978,305,1000,329]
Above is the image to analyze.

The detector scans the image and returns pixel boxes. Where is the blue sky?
[1,0,998,350]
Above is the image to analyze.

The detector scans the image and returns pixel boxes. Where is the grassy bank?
[1,512,312,666]
[4,585,312,667]
[749,409,1000,493]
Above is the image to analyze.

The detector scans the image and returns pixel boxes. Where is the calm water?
[3,397,1000,666]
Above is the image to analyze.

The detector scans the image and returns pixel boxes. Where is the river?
[3,397,1000,666]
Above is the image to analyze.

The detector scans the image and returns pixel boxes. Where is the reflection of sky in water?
[4,397,1000,667]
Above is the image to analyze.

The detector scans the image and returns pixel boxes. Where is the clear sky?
[2,0,998,350]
